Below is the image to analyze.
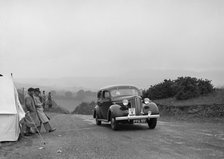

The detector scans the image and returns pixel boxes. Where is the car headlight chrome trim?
[144,98,150,104]
[122,99,129,106]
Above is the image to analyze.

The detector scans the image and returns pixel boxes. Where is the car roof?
[99,85,139,91]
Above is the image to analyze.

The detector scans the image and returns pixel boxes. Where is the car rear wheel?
[147,118,157,129]
[96,115,101,125]
[110,116,118,130]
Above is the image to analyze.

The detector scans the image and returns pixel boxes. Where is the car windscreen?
[110,88,140,97]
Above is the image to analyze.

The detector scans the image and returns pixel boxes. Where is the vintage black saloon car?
[93,85,160,130]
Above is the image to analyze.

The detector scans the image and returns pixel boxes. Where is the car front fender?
[108,104,128,120]
[143,102,159,114]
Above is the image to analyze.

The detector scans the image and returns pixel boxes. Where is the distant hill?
[14,69,224,91]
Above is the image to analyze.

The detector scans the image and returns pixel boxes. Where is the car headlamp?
[122,99,129,106]
[144,98,150,104]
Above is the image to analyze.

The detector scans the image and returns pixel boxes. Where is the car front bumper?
[115,114,160,121]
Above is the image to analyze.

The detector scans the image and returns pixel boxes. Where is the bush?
[143,76,214,100]
[143,79,176,100]
[72,101,96,115]
[45,100,70,114]
[198,79,214,95]
[175,77,200,100]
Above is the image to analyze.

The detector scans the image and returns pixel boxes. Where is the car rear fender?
[94,105,100,118]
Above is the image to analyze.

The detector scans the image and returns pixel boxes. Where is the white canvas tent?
[0,75,25,142]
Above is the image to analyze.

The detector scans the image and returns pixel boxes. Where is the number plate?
[128,108,136,116]
[134,119,146,123]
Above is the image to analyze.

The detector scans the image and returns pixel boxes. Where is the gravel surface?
[0,113,224,159]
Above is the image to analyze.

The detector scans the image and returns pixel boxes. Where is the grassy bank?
[154,88,224,106]
[154,89,224,121]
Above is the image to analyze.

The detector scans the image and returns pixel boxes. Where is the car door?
[100,90,112,119]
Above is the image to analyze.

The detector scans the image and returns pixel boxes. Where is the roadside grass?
[154,89,224,121]
[154,88,224,107]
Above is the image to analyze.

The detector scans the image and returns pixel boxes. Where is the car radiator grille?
[130,97,142,115]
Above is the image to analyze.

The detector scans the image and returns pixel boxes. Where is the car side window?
[103,91,110,99]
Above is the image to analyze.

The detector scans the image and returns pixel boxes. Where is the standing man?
[42,91,46,109]
[47,92,52,108]
[33,88,56,133]
[23,88,40,135]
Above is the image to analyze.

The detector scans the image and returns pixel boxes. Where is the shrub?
[72,101,96,115]
[175,77,200,100]
[143,76,214,100]
[198,79,214,95]
[45,100,70,114]
[143,79,176,100]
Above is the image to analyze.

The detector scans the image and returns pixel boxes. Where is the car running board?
[97,119,109,122]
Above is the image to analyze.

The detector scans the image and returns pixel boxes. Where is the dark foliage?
[143,79,176,99]
[45,101,70,114]
[175,77,200,100]
[198,79,214,95]
[72,101,96,115]
[143,77,214,100]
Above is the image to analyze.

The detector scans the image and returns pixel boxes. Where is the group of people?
[38,90,53,109]
[22,88,56,136]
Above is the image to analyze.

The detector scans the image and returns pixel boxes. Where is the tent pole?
[23,88,25,105]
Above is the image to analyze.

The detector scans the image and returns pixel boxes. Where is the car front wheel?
[147,118,157,129]
[110,116,118,130]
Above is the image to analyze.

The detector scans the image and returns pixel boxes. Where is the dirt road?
[1,113,224,159]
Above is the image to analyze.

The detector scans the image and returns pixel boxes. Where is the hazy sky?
[1,0,224,86]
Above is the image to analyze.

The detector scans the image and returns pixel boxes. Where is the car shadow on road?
[100,123,151,131]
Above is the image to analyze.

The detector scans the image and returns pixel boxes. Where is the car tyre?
[147,118,157,129]
[110,116,118,130]
[96,115,101,125]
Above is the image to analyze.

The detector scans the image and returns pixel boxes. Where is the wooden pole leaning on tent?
[23,88,25,106]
